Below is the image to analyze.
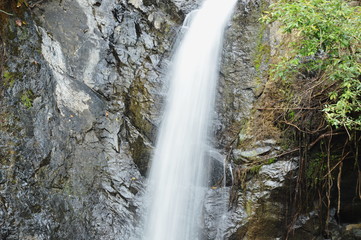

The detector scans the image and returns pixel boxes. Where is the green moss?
[252,0,271,73]
[20,90,34,108]
[247,157,277,176]
[127,78,155,139]
[251,4,272,98]
[2,71,16,87]
[267,157,276,164]
[254,44,270,71]
[245,200,254,216]
[2,70,23,88]
[249,164,262,174]
[253,24,270,72]
[17,26,29,41]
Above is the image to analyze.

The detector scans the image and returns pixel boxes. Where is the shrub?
[262,0,361,130]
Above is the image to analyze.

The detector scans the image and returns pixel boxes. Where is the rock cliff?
[1,0,359,239]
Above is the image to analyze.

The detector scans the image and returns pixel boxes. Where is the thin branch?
[337,162,342,215]
[280,120,303,132]
[280,120,328,134]
[322,152,350,178]
[358,171,361,199]
[344,123,351,140]
[275,131,345,159]
[257,107,321,110]
[0,9,13,16]
[325,127,333,229]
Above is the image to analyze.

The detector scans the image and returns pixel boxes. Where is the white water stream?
[143,0,237,239]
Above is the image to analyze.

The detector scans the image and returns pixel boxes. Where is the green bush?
[262,0,361,130]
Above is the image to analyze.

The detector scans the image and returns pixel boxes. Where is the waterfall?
[143,0,237,239]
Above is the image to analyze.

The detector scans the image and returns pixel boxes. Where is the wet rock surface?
[0,0,281,239]
[1,0,358,239]
[0,0,181,239]
[219,160,298,240]
[215,0,270,149]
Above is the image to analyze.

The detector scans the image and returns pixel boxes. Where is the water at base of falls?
[143,0,237,239]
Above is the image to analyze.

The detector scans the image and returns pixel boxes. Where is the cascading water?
[143,0,237,239]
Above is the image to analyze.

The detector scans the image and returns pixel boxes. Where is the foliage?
[261,0,361,130]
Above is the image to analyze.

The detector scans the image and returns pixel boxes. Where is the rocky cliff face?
[1,0,179,238]
[2,0,274,239]
[1,0,358,239]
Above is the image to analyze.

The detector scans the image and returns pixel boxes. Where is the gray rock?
[215,0,270,148]
[203,188,233,239]
[0,0,178,238]
[233,146,272,159]
[223,159,298,239]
